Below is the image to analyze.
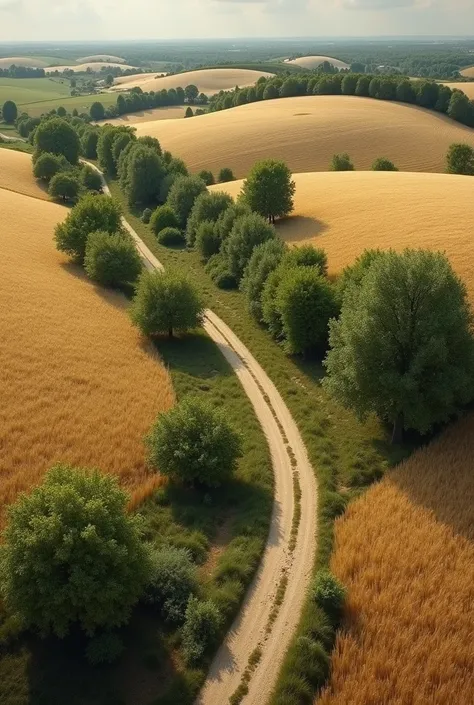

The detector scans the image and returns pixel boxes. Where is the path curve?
[91,163,318,705]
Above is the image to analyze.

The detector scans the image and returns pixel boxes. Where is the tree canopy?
[221,212,276,282]
[446,143,474,175]
[167,175,207,229]
[2,100,18,124]
[84,231,142,288]
[34,117,80,165]
[241,159,295,223]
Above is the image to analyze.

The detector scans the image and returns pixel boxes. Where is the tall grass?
[318,414,474,705]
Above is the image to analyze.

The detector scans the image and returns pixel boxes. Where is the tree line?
[0,65,46,78]
[208,72,474,128]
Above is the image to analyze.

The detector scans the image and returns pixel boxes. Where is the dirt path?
[92,164,318,705]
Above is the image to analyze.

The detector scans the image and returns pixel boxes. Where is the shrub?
[130,270,203,337]
[34,117,80,164]
[157,226,185,246]
[2,100,18,124]
[241,159,295,223]
[312,570,346,626]
[214,202,251,243]
[1,465,151,637]
[146,397,242,487]
[372,157,398,172]
[331,153,354,171]
[90,101,105,121]
[198,169,215,186]
[290,637,330,689]
[84,231,142,288]
[54,193,122,262]
[446,143,474,175]
[206,254,238,289]
[81,128,99,159]
[196,220,220,260]
[85,632,124,665]
[80,164,103,192]
[150,204,180,235]
[144,546,198,624]
[186,191,233,247]
[167,175,207,228]
[221,212,276,282]
[284,245,328,276]
[33,152,67,181]
[240,239,287,320]
[182,597,222,665]
[141,207,152,224]
[218,167,236,183]
[48,172,80,202]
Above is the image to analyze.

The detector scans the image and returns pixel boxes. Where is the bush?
[196,220,220,260]
[144,546,198,624]
[54,193,122,262]
[157,226,185,246]
[186,191,233,247]
[446,143,474,175]
[218,167,236,183]
[130,270,203,337]
[33,152,66,182]
[150,204,180,235]
[221,212,276,282]
[34,117,80,164]
[322,491,347,520]
[48,172,80,202]
[198,169,215,186]
[214,202,251,243]
[284,245,328,276]
[372,157,398,172]
[146,397,242,487]
[85,632,124,665]
[90,101,105,121]
[80,165,103,192]
[240,239,287,320]
[81,128,99,159]
[312,570,346,626]
[206,254,238,289]
[84,231,142,288]
[141,208,152,224]
[331,153,354,171]
[182,597,222,665]
[1,465,151,637]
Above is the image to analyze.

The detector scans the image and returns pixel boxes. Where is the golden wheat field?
[101,106,187,126]
[460,65,474,78]
[285,55,349,70]
[136,96,474,178]
[318,414,474,705]
[441,81,474,98]
[214,171,474,300]
[0,148,49,200]
[46,62,137,73]
[0,186,174,523]
[77,54,127,64]
[112,67,273,95]
[0,56,50,69]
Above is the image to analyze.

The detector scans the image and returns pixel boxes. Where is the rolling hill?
[285,55,349,70]
[0,148,49,200]
[441,81,474,99]
[0,56,51,69]
[134,96,474,178]
[46,62,137,73]
[112,67,273,95]
[213,171,474,301]
[460,65,474,78]
[77,54,127,64]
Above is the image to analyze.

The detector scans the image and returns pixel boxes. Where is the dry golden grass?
[214,171,474,302]
[136,96,474,178]
[101,106,186,126]
[318,414,474,705]
[441,81,474,99]
[0,56,49,69]
[112,67,273,95]
[0,187,174,523]
[285,56,349,70]
[0,149,48,200]
[460,65,474,78]
[77,54,126,64]
[46,62,137,73]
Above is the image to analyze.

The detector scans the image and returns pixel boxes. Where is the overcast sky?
[0,0,473,42]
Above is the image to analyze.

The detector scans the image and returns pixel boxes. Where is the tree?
[185,84,199,104]
[116,93,127,115]
[90,102,105,121]
[324,249,474,443]
[182,597,222,665]
[33,152,66,182]
[54,193,122,262]
[372,157,399,172]
[284,245,328,275]
[186,191,233,247]
[80,164,103,192]
[218,167,236,183]
[157,226,185,246]
[2,100,17,124]
[56,106,67,117]
[396,80,416,104]
[198,170,215,186]
[144,546,198,624]
[112,131,135,168]
[214,202,251,243]
[240,239,287,320]
[355,75,371,97]
[84,231,142,287]
[275,267,338,355]
[195,221,220,260]
[241,159,295,223]
[185,107,194,118]
[34,117,80,164]
[97,125,130,174]
[150,204,180,235]
[48,172,80,202]
[446,143,474,176]
[221,212,276,282]
[81,128,99,159]
[341,74,359,96]
[124,146,165,206]
[105,74,114,87]
[415,81,439,110]
[146,397,242,487]
[448,90,474,128]
[0,465,151,638]
[263,83,279,100]
[167,175,207,228]
[331,153,354,171]
[130,270,203,337]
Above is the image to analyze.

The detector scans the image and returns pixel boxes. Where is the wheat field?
[135,96,474,178]
[318,414,474,705]
[77,54,127,64]
[285,56,349,70]
[112,67,273,94]
[460,65,474,78]
[0,148,49,200]
[441,81,474,98]
[214,171,474,301]
[46,62,137,73]
[0,187,174,523]
[102,106,186,126]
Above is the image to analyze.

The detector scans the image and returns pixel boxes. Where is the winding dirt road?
[93,164,318,705]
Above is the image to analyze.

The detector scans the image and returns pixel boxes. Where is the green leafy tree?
[84,231,142,288]
[48,172,80,202]
[150,204,180,235]
[241,159,295,223]
[218,167,236,183]
[81,128,99,159]
[263,83,279,100]
[80,164,103,192]
[124,146,165,207]
[341,74,359,96]
[34,117,80,164]
[372,157,398,172]
[137,135,162,154]
[105,74,114,87]
[186,191,233,247]
[396,80,417,104]
[144,546,198,624]
[146,397,242,487]
[182,597,222,665]
[275,267,338,355]
[112,131,135,169]
[284,245,328,275]
[214,202,251,243]
[2,100,18,123]
[198,169,215,186]
[90,102,105,121]
[157,226,185,246]
[54,193,122,262]
[195,221,220,261]
[415,81,439,110]
[167,175,207,228]
[448,90,474,128]
[56,106,67,117]
[130,270,203,337]
[240,239,287,320]
[446,143,474,175]
[97,125,131,174]
[222,212,276,282]
[185,107,194,118]
[185,84,199,104]
[336,249,384,301]
[0,465,151,638]
[355,75,371,97]
[33,152,66,182]
[331,153,354,171]
[324,249,474,443]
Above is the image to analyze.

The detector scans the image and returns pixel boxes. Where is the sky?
[0,0,474,42]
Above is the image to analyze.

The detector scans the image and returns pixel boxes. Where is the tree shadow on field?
[276,215,329,245]
[389,411,474,542]
[59,260,135,312]
[151,331,234,384]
